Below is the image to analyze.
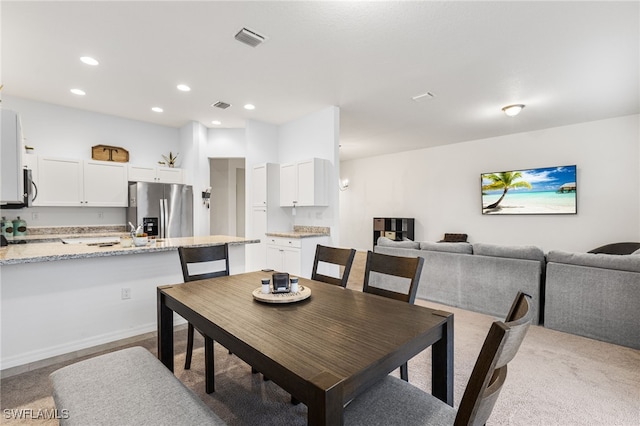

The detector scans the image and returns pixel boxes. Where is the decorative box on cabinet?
[279,158,329,207]
[373,217,415,247]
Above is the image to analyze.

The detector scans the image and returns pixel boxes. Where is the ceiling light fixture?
[177,84,191,92]
[244,104,255,110]
[80,56,99,66]
[211,120,221,125]
[411,91,436,102]
[502,104,525,117]
[152,107,163,113]
[70,88,86,96]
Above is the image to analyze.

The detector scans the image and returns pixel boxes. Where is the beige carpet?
[1,251,639,425]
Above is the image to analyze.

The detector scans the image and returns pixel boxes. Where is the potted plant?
[159,152,179,168]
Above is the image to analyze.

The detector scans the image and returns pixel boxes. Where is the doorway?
[209,158,245,237]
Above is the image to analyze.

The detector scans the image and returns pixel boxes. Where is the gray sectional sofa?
[374,238,545,325]
[374,238,640,349]
[545,250,640,349]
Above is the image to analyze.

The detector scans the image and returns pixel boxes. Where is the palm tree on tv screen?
[483,171,532,209]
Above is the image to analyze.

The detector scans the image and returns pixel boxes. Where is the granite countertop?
[265,225,331,239]
[0,235,259,265]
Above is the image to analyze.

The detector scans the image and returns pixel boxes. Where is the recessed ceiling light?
[70,88,86,96]
[80,56,99,66]
[152,107,163,113]
[244,104,255,110]
[177,84,191,92]
[502,104,525,117]
[411,91,436,102]
[211,120,222,125]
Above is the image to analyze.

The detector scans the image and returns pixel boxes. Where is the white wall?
[340,115,640,253]
[3,96,179,166]
[1,96,180,227]
[278,106,341,243]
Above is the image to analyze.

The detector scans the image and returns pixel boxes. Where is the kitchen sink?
[61,236,121,245]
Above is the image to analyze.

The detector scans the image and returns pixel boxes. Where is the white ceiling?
[2,1,638,161]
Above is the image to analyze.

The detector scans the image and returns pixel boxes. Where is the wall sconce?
[502,104,525,117]
[339,178,350,191]
[202,187,211,208]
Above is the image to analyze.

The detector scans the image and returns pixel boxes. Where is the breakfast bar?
[0,235,258,374]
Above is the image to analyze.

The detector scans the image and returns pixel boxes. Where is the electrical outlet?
[31,212,39,220]
[98,211,104,220]
[121,288,131,300]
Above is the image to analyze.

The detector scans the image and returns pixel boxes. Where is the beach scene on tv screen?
[482,165,577,214]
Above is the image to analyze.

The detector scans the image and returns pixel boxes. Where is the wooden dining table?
[157,271,453,426]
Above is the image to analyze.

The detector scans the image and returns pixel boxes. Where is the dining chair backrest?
[362,250,424,304]
[455,292,532,425]
[311,245,357,288]
[178,244,229,282]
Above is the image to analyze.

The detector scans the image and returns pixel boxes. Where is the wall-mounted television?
[481,165,577,215]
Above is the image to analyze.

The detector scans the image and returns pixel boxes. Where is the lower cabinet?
[265,236,329,278]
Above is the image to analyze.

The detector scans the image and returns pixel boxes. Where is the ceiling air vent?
[234,27,265,47]
[212,101,231,109]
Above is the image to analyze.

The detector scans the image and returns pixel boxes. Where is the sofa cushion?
[472,243,544,262]
[547,250,640,273]
[377,237,420,249]
[419,241,473,254]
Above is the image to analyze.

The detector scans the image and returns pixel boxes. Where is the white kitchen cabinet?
[128,164,183,184]
[251,164,268,207]
[265,235,330,278]
[36,157,127,207]
[248,163,289,271]
[266,237,302,276]
[1,110,24,204]
[279,158,328,207]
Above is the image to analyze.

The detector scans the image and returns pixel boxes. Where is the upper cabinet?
[128,164,183,184]
[1,110,24,204]
[279,158,328,207]
[36,157,128,207]
[252,164,268,207]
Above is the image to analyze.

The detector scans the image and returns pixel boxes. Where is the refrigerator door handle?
[159,198,166,239]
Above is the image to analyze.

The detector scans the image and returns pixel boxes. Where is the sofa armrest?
[547,250,640,273]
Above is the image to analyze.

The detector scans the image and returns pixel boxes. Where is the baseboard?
[1,320,187,378]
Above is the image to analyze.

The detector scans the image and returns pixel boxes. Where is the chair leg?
[205,335,215,394]
[400,362,408,381]
[185,322,195,370]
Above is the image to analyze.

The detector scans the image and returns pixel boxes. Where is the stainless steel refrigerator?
[127,182,193,238]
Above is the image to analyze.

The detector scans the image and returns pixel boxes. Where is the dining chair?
[362,250,425,380]
[344,292,533,426]
[311,244,357,288]
[178,244,229,370]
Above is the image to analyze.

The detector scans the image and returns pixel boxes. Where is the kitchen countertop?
[265,225,330,239]
[0,235,258,265]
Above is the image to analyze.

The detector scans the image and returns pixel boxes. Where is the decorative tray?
[252,286,311,304]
